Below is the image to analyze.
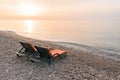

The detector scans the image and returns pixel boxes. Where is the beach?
[0,31,120,80]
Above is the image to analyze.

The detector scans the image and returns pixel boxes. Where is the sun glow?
[17,3,41,16]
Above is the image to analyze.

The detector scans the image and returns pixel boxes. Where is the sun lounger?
[16,42,39,58]
[17,42,67,66]
[31,46,67,65]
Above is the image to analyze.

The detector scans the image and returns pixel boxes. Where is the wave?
[54,41,120,61]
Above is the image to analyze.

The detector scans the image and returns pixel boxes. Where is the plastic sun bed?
[31,46,67,65]
[17,42,67,66]
[16,42,39,58]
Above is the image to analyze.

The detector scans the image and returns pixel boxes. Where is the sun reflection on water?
[25,20,34,33]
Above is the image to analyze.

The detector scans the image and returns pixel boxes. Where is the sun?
[17,3,40,16]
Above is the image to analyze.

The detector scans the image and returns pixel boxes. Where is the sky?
[0,0,120,20]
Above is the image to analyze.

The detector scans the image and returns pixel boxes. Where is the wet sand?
[0,31,120,80]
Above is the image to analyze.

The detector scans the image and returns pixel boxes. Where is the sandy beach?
[0,31,120,80]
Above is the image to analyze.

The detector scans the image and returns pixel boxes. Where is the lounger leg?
[19,47,24,53]
[16,53,20,57]
[63,54,67,58]
[59,55,63,59]
[48,59,52,66]
[48,57,55,66]
[32,52,39,58]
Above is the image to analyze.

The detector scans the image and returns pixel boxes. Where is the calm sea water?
[0,20,120,50]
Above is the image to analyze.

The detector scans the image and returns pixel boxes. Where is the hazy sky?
[0,0,120,20]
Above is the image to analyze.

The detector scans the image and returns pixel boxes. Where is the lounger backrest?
[28,43,37,52]
[20,42,30,52]
[35,46,51,58]
[20,42,37,53]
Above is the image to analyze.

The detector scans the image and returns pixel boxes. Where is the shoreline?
[15,30,120,61]
[0,31,120,79]
[54,42,120,61]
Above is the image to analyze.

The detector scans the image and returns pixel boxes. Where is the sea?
[0,20,120,57]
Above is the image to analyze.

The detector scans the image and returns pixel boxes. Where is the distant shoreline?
[1,30,120,61]
[54,42,120,61]
[17,31,120,61]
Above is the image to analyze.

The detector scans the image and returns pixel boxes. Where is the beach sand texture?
[0,31,120,80]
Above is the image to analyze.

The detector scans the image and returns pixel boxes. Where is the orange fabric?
[29,43,37,51]
[49,49,67,56]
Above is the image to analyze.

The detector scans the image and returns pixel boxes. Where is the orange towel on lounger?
[49,49,66,56]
